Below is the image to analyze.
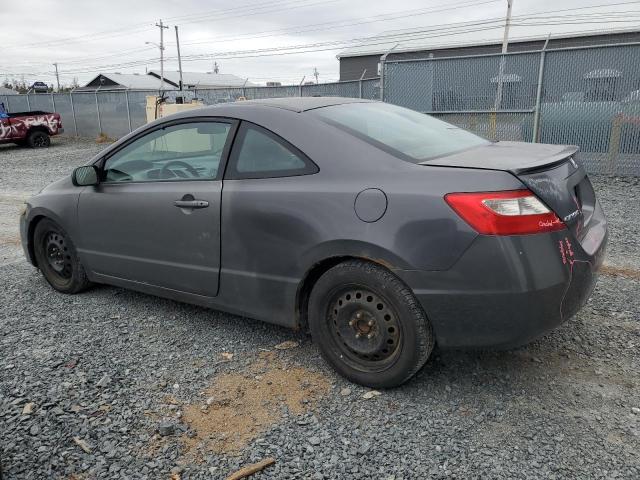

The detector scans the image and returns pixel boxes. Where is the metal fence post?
[298,76,305,97]
[358,69,367,99]
[379,44,398,102]
[95,88,102,134]
[69,91,78,136]
[532,35,551,143]
[26,94,31,111]
[608,114,622,174]
[50,93,56,113]
[379,61,385,102]
[125,89,132,133]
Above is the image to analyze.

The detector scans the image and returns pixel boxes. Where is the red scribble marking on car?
[559,236,575,266]
[564,237,574,264]
[559,240,567,265]
[559,259,594,323]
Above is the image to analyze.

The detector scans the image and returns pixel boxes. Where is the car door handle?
[173,199,209,209]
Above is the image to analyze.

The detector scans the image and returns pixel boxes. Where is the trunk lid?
[422,141,597,247]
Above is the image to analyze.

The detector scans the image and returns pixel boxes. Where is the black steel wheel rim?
[44,231,72,279]
[327,286,402,371]
[33,135,47,147]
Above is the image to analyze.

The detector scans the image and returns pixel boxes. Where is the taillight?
[444,189,565,235]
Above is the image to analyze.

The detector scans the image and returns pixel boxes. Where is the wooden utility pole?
[53,63,60,92]
[175,25,184,91]
[494,0,514,110]
[156,19,169,90]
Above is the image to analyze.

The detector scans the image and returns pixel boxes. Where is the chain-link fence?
[383,42,640,176]
[2,42,640,175]
[0,77,380,141]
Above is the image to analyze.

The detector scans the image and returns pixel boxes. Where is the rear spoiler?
[512,145,580,175]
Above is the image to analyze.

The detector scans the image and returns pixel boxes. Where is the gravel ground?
[0,137,104,265]
[1,137,639,479]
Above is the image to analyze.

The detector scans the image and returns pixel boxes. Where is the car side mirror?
[72,165,100,186]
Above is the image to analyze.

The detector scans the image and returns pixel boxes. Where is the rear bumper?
[396,225,607,349]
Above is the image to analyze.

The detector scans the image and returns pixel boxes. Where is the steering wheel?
[160,160,200,179]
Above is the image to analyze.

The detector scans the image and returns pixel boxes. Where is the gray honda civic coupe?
[20,97,608,387]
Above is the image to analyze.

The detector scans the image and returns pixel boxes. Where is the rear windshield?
[310,102,489,162]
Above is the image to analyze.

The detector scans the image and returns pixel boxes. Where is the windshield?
[311,102,489,162]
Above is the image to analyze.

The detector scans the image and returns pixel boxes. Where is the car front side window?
[103,121,232,183]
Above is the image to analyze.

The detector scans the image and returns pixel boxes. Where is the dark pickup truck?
[0,110,64,147]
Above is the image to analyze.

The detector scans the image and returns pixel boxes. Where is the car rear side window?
[310,102,489,162]
[226,123,318,179]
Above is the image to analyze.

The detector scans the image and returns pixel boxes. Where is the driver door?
[77,118,237,298]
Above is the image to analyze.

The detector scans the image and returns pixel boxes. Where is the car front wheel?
[33,218,91,294]
[308,260,434,388]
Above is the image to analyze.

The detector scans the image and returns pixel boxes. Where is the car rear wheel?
[33,219,91,294]
[308,260,434,388]
[27,131,50,148]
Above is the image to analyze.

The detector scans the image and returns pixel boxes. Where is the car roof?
[198,96,376,113]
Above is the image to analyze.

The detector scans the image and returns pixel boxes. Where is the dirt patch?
[0,234,20,246]
[182,351,331,456]
[95,132,116,144]
[600,264,640,280]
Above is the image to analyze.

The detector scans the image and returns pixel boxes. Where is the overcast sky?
[2,0,640,87]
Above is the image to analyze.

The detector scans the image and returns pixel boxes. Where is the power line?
[6,24,154,50]
[5,2,640,79]
[514,18,640,26]
[6,0,640,70]
[8,17,640,78]
[513,0,640,18]
[2,16,510,75]
[2,46,157,69]
[26,23,515,75]
[3,0,339,49]
[172,0,502,47]
[160,0,340,27]
[2,0,499,71]
[162,0,322,23]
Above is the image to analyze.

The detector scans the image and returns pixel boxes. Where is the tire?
[33,218,91,294]
[27,130,50,148]
[308,260,434,388]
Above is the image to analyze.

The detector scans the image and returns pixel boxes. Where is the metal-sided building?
[338,28,640,83]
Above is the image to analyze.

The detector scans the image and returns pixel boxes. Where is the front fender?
[22,180,82,265]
